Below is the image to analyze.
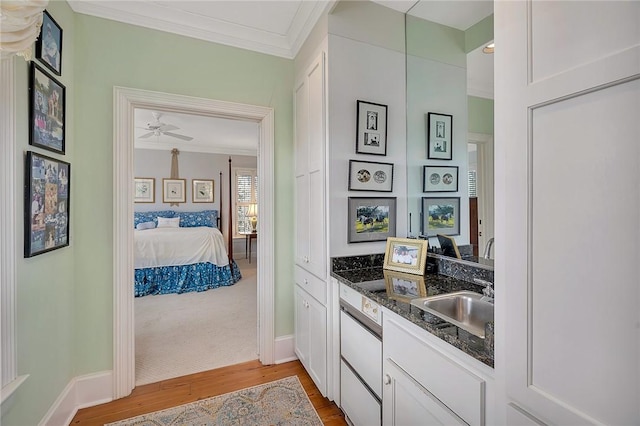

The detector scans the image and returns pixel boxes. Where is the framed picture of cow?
[348,197,396,243]
[422,197,460,237]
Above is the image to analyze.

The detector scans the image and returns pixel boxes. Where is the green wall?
[3,2,76,425]
[72,15,295,375]
[468,96,494,134]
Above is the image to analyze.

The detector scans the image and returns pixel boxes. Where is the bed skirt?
[134,260,242,297]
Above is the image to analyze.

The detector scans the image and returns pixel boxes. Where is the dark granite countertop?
[331,255,494,369]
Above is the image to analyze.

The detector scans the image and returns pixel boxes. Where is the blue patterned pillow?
[134,210,175,228]
[176,210,217,228]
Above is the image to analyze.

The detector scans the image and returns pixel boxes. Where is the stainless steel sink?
[410,291,494,338]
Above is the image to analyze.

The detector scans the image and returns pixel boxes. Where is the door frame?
[113,86,275,399]
[468,132,494,257]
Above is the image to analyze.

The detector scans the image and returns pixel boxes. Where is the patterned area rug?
[105,376,323,426]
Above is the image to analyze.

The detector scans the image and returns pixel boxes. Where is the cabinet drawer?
[341,360,381,426]
[385,318,485,426]
[295,266,326,305]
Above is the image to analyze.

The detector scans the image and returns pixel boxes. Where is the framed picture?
[348,160,394,192]
[426,112,453,160]
[422,197,460,237]
[134,178,155,203]
[162,178,186,203]
[383,237,429,275]
[348,197,396,243]
[35,10,63,76]
[423,165,458,192]
[384,270,427,302]
[29,62,66,154]
[356,100,387,156]
[192,179,214,203]
[24,151,70,257]
[437,234,462,259]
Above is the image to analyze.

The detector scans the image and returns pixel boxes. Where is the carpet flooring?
[105,376,323,426]
[135,257,258,386]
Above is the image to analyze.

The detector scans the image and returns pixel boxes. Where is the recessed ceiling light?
[482,43,495,54]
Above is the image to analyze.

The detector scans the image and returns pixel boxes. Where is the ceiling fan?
[137,111,194,141]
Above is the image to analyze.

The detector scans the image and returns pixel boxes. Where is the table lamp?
[247,203,258,233]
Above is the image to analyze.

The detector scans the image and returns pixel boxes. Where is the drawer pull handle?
[384,374,391,385]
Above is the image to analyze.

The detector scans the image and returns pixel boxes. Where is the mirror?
[405,2,494,267]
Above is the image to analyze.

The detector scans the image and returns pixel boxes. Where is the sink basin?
[410,291,494,338]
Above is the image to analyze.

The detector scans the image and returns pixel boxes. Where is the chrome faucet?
[483,237,495,259]
[474,277,494,302]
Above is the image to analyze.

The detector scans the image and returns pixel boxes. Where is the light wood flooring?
[70,359,346,425]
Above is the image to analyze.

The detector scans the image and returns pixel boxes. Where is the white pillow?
[157,217,180,228]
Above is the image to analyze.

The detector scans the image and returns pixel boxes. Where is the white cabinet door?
[383,359,465,426]
[294,286,309,367]
[496,1,640,423]
[294,285,327,396]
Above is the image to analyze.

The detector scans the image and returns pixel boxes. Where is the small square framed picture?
[383,237,429,275]
[348,197,396,243]
[384,270,427,303]
[356,100,387,156]
[423,165,458,192]
[162,178,186,203]
[134,177,155,203]
[349,160,394,192]
[192,179,214,203]
[422,197,460,237]
[426,112,453,160]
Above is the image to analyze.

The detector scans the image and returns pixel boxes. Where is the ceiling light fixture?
[482,42,494,54]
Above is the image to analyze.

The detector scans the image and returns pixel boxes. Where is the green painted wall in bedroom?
[72,15,295,374]
[3,3,76,425]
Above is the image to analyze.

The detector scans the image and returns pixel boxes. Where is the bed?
[133,162,241,296]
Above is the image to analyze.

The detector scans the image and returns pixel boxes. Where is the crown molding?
[68,1,330,59]
[134,140,257,157]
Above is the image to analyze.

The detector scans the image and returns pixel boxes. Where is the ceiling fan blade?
[163,132,193,141]
[138,132,155,139]
[159,124,179,132]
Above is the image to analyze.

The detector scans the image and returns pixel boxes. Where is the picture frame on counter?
[24,151,70,257]
[383,237,429,275]
[422,196,460,237]
[348,197,396,243]
[426,112,453,160]
[162,178,186,204]
[192,179,214,203]
[29,62,66,154]
[384,270,427,302]
[423,165,459,192]
[348,159,394,192]
[356,100,388,156]
[134,177,155,203]
[35,10,63,76]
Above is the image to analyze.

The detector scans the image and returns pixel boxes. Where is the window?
[233,168,258,237]
[468,170,477,197]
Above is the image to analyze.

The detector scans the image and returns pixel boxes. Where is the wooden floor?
[70,359,346,425]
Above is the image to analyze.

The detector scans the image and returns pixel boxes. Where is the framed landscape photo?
[192,179,214,203]
[348,197,396,243]
[423,165,459,192]
[24,151,70,257]
[35,10,63,76]
[162,178,186,203]
[134,177,155,203]
[29,62,66,154]
[384,270,427,302]
[383,237,429,275]
[356,100,387,155]
[422,197,460,237]
[348,160,394,192]
[426,112,453,160]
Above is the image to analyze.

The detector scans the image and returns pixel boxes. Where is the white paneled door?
[495,1,640,424]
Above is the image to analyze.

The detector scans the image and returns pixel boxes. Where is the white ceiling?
[73,1,492,152]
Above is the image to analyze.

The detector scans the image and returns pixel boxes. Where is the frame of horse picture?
[348,197,397,243]
[421,196,460,237]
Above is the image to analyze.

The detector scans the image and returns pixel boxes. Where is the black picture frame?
[29,62,66,154]
[24,151,70,257]
[35,10,63,76]
[423,165,459,192]
[356,100,388,156]
[421,197,460,237]
[348,197,397,243]
[348,159,394,192]
[426,112,453,160]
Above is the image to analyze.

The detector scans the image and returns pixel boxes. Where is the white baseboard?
[274,335,297,364]
[39,371,113,426]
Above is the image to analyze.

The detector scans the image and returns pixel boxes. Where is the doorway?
[467,134,494,258]
[113,87,275,399]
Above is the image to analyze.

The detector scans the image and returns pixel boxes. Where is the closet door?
[495,1,640,424]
